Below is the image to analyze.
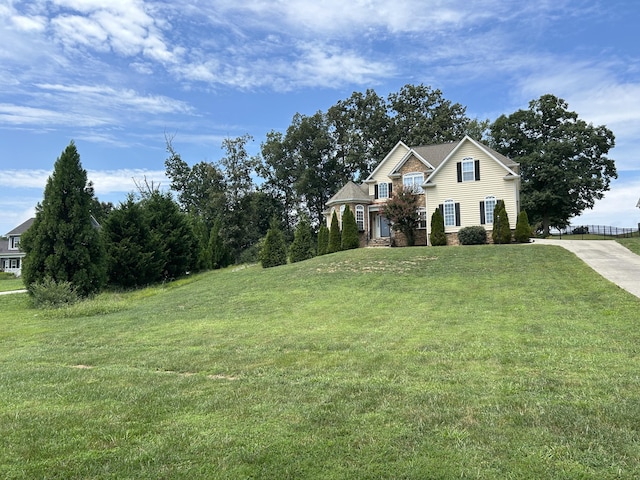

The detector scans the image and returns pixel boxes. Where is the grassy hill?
[1,244,639,479]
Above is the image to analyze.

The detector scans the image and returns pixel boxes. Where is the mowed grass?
[618,237,640,256]
[0,275,24,292]
[1,245,639,479]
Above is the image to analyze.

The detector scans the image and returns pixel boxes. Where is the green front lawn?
[618,237,640,255]
[1,245,639,478]
[0,274,24,292]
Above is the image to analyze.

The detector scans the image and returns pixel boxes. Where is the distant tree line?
[20,86,616,300]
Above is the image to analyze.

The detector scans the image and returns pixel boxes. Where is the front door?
[379,215,390,237]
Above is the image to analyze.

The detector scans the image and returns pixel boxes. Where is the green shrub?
[492,200,512,244]
[29,277,79,309]
[327,211,341,253]
[260,221,287,268]
[458,226,487,245]
[290,217,316,263]
[341,207,360,250]
[514,210,533,243]
[429,208,447,246]
[317,224,329,256]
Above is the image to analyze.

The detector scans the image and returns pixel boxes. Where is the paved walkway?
[0,289,27,296]
[533,239,640,299]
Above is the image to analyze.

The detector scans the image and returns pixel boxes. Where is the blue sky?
[1,0,639,236]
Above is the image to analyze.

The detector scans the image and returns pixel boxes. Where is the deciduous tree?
[491,94,616,236]
[382,186,420,246]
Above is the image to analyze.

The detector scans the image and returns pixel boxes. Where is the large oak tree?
[491,94,616,235]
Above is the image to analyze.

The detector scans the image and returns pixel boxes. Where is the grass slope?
[1,245,639,479]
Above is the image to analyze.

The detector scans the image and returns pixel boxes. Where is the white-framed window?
[378,182,388,199]
[444,199,456,227]
[417,207,427,229]
[356,205,365,231]
[484,196,497,224]
[462,158,475,182]
[403,173,424,194]
[339,205,346,226]
[9,236,19,249]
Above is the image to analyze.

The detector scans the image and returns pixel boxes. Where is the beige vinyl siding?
[368,144,409,196]
[426,142,519,232]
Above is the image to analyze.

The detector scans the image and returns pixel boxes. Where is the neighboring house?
[324,136,520,246]
[0,218,34,277]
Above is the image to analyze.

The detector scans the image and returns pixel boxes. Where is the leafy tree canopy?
[382,185,420,246]
[490,94,616,235]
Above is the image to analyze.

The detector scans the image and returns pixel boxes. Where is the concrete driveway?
[533,239,640,299]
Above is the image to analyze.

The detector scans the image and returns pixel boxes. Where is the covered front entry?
[370,212,390,239]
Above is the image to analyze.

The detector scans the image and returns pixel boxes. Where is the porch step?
[367,238,391,247]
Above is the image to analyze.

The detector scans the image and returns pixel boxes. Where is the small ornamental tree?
[290,216,316,263]
[382,185,420,246]
[492,200,512,244]
[260,219,287,268]
[327,211,341,253]
[429,208,447,246]
[21,141,107,297]
[514,210,533,243]
[317,223,329,256]
[341,206,360,250]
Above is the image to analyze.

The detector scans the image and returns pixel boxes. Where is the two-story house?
[0,218,34,277]
[324,136,520,246]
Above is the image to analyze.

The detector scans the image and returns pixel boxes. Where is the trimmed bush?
[514,210,533,243]
[317,223,329,256]
[492,200,512,244]
[458,226,487,245]
[341,206,360,250]
[429,208,447,246]
[30,277,79,309]
[260,221,287,268]
[290,217,316,263]
[327,211,341,253]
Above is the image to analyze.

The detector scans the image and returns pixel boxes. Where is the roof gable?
[6,218,34,236]
[425,136,519,183]
[364,141,410,183]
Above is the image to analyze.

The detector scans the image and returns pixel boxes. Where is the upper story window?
[355,205,365,231]
[462,158,475,182]
[377,182,389,199]
[9,236,20,249]
[403,173,424,193]
[457,158,480,182]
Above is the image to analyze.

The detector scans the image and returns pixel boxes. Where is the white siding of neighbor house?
[367,143,409,196]
[425,141,519,232]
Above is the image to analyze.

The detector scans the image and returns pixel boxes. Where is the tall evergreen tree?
[102,195,164,288]
[429,208,447,246]
[327,211,341,253]
[341,206,360,250]
[209,217,231,269]
[514,210,533,243]
[289,216,316,263]
[21,141,106,296]
[260,219,287,268]
[143,191,196,279]
[492,200,512,244]
[317,223,329,256]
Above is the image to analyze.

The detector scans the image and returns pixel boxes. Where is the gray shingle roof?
[6,218,34,236]
[326,181,371,206]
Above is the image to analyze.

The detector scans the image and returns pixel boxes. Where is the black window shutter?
[388,183,393,197]
[374,184,378,199]
[475,160,480,181]
[480,201,485,224]
[455,203,461,226]
[438,204,443,215]
[456,162,462,182]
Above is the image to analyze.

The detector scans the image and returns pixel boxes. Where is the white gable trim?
[425,135,519,182]
[364,141,411,183]
[390,149,435,175]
